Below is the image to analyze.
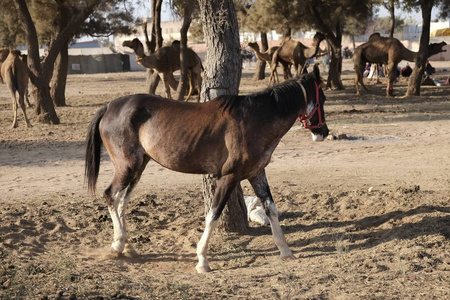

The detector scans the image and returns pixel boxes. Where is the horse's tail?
[85,105,107,195]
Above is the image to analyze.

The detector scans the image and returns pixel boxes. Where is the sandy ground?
[0,59,449,299]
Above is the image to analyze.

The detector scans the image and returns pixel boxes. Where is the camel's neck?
[304,45,320,59]
[253,49,270,62]
[134,48,146,58]
[402,47,418,62]
[137,55,155,69]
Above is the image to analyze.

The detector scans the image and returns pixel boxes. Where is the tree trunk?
[406,0,434,96]
[198,0,247,232]
[175,5,192,101]
[253,32,268,81]
[51,42,68,107]
[14,0,60,125]
[309,4,344,90]
[153,0,163,49]
[14,0,101,125]
[146,0,163,94]
[326,22,344,90]
[388,0,395,38]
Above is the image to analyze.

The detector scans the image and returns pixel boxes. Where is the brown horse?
[85,64,329,273]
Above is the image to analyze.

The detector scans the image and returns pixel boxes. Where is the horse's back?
[100,94,229,174]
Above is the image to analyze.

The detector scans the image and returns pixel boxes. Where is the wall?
[67,54,130,74]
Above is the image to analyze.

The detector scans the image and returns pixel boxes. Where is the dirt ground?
[1,59,449,300]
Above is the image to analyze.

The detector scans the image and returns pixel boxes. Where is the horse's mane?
[216,72,317,117]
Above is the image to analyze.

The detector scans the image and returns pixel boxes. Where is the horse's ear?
[313,63,321,79]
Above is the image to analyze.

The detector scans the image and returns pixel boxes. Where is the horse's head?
[298,64,329,142]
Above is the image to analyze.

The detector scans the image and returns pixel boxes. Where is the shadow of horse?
[284,205,450,254]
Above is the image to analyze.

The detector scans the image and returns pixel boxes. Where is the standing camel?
[270,32,326,84]
[247,42,292,85]
[353,33,447,96]
[0,49,32,128]
[1,48,32,108]
[122,38,203,101]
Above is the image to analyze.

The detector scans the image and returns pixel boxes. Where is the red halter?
[298,81,326,129]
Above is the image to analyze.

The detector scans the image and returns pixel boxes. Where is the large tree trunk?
[175,4,192,101]
[253,32,268,81]
[51,43,68,107]
[406,1,434,96]
[198,0,247,232]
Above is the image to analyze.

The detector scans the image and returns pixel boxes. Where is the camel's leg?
[160,73,173,99]
[25,87,32,108]
[166,73,178,91]
[18,90,32,128]
[375,64,381,84]
[282,62,291,80]
[355,73,363,95]
[386,62,397,97]
[9,91,18,129]
[269,63,279,86]
[196,174,239,273]
[355,65,368,95]
[185,69,194,102]
[248,170,295,260]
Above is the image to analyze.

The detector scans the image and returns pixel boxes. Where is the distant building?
[68,40,114,55]
[114,19,185,54]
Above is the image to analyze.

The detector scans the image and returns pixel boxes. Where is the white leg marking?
[311,133,324,142]
[108,190,126,254]
[266,201,295,260]
[196,211,218,273]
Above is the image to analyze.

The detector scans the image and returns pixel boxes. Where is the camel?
[270,32,326,84]
[353,33,447,96]
[1,48,32,108]
[122,38,203,101]
[0,49,32,128]
[247,42,292,85]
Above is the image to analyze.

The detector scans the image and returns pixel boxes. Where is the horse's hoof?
[111,241,125,253]
[123,243,137,257]
[195,264,212,273]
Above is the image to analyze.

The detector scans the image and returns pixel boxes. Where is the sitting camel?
[353,33,447,96]
[270,32,326,84]
[122,38,202,101]
[0,49,32,128]
[247,42,292,85]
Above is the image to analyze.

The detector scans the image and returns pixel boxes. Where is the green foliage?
[374,16,406,34]
[0,0,25,47]
[240,0,373,37]
[401,0,450,19]
[78,0,138,38]
[244,0,303,35]
[0,0,137,48]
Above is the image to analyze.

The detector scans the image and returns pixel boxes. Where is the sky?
[132,2,444,24]
[377,6,442,24]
